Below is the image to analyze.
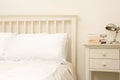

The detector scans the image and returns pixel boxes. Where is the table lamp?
[106,23,120,44]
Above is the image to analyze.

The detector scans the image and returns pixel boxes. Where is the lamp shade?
[106,24,117,31]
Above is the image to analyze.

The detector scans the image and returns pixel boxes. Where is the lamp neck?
[114,30,119,41]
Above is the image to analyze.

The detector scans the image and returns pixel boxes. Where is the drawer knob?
[102,54,106,57]
[102,64,107,67]
[102,52,107,57]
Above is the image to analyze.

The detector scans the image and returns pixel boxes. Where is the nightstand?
[84,44,120,80]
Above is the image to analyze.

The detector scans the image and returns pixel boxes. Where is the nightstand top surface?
[84,44,120,48]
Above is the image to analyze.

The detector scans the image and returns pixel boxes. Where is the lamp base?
[110,40,120,44]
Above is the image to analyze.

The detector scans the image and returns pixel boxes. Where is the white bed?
[0,60,75,80]
[0,15,77,80]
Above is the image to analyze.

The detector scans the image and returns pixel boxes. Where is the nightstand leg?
[119,72,120,80]
[89,71,92,80]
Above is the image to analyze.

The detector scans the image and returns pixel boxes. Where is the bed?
[0,15,77,80]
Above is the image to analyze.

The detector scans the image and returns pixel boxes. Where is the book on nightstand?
[87,34,101,44]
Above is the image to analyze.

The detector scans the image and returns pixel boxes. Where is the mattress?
[0,60,76,80]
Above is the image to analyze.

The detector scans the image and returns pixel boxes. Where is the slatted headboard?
[0,15,77,68]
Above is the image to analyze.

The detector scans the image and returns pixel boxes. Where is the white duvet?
[0,60,75,80]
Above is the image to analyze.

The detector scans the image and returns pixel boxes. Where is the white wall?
[0,0,120,80]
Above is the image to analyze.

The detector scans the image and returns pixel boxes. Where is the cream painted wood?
[0,15,77,69]
[85,44,120,80]
[90,59,119,70]
[89,49,119,59]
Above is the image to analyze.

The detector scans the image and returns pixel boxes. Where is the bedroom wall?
[0,0,120,80]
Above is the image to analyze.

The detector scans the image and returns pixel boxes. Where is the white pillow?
[4,33,68,60]
[0,32,16,56]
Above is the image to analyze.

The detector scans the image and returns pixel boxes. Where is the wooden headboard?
[0,15,77,68]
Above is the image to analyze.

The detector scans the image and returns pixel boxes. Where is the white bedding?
[0,60,75,80]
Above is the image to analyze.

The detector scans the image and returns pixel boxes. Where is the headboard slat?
[38,21,41,33]
[9,22,11,32]
[54,21,56,33]
[16,21,19,33]
[62,21,65,33]
[23,21,26,33]
[31,21,33,33]
[46,21,49,33]
[2,22,5,32]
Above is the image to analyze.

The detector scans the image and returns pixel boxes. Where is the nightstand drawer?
[89,49,119,59]
[89,59,119,70]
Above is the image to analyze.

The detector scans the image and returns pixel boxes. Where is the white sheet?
[0,60,75,80]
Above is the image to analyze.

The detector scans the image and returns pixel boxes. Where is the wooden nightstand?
[84,44,120,80]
